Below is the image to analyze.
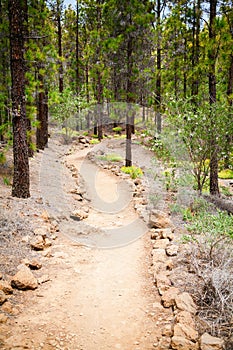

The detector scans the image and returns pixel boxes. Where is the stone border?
[86,142,225,350]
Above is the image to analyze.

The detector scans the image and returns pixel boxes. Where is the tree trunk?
[208,0,219,196]
[57,0,63,93]
[224,51,233,168]
[36,76,48,150]
[96,0,103,141]
[76,0,80,95]
[9,0,30,198]
[155,0,162,134]
[191,0,201,99]
[125,26,134,167]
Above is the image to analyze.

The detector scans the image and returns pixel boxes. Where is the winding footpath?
[4,136,160,349]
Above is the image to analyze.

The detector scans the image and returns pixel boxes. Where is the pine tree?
[9,0,30,198]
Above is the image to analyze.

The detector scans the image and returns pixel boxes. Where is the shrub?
[218,169,233,179]
[112,126,122,134]
[121,165,143,179]
[90,139,100,144]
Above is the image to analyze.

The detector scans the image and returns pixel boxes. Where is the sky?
[63,0,76,9]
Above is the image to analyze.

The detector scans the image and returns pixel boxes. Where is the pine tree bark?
[57,0,63,93]
[125,32,133,167]
[9,0,30,198]
[208,0,220,196]
[36,74,48,150]
[155,0,162,134]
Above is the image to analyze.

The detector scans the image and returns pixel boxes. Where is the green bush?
[90,139,100,144]
[218,169,233,179]
[121,165,143,179]
[112,126,122,134]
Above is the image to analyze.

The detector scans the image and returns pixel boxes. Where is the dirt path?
[3,137,160,350]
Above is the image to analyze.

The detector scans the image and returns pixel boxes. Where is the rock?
[158,336,171,349]
[151,229,163,240]
[0,281,13,294]
[11,266,38,290]
[41,247,52,257]
[173,323,198,342]
[0,313,8,324]
[161,228,175,241]
[152,301,165,312]
[149,210,172,228]
[25,259,42,270]
[156,274,172,295]
[0,290,7,305]
[78,136,88,144]
[0,272,2,280]
[162,324,173,337]
[152,248,167,264]
[161,287,180,308]
[153,262,165,276]
[171,336,199,350]
[175,292,197,315]
[44,237,52,248]
[176,311,196,329]
[34,227,48,237]
[1,302,19,315]
[71,209,88,220]
[21,235,30,243]
[153,239,170,249]
[166,245,179,256]
[30,235,45,250]
[166,259,174,270]
[134,178,142,186]
[200,333,224,350]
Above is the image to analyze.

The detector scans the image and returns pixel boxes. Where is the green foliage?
[186,207,233,239]
[218,169,233,179]
[3,177,11,186]
[121,165,143,179]
[112,126,122,134]
[98,153,123,162]
[50,89,78,142]
[90,139,100,144]
[163,166,177,192]
[0,152,6,164]
[149,137,172,162]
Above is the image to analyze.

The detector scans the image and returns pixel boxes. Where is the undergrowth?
[181,198,233,343]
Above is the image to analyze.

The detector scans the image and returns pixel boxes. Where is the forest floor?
[0,130,229,349]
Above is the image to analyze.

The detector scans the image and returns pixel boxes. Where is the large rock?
[156,274,172,295]
[200,333,224,350]
[173,323,198,342]
[0,290,7,305]
[152,248,167,264]
[153,238,170,249]
[11,267,38,290]
[161,287,180,307]
[176,311,196,329]
[0,281,13,295]
[171,336,199,350]
[149,209,172,229]
[175,292,197,315]
[166,244,179,256]
[30,235,51,251]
